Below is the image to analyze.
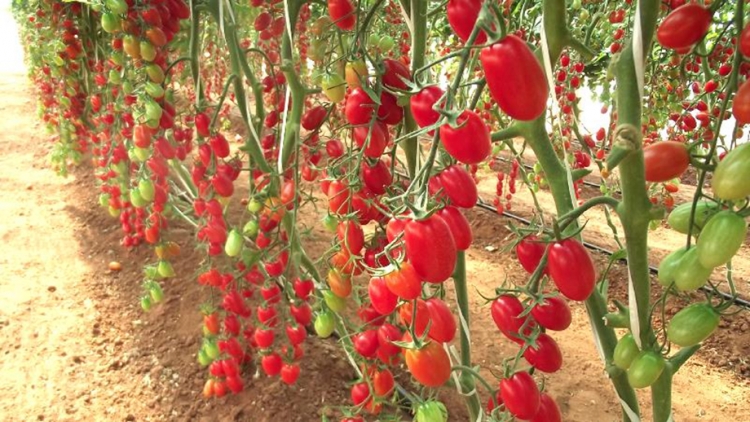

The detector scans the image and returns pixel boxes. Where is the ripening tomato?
[384,262,422,300]
[530,296,571,331]
[500,372,540,420]
[439,110,491,164]
[656,3,712,50]
[399,299,430,337]
[410,85,444,130]
[434,165,478,208]
[527,394,560,422]
[627,351,665,389]
[480,35,548,121]
[372,368,395,397]
[547,239,596,301]
[712,143,750,200]
[515,235,547,274]
[523,333,563,373]
[696,211,747,268]
[642,141,690,182]
[328,0,356,30]
[667,303,720,347]
[382,59,411,90]
[404,341,451,387]
[405,215,457,283]
[447,0,487,44]
[328,269,353,298]
[345,88,376,125]
[436,206,472,250]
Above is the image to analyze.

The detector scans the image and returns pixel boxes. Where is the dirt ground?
[0,58,749,422]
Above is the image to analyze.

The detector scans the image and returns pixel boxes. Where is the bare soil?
[0,71,748,422]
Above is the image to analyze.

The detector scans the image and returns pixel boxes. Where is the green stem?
[400,0,428,178]
[452,251,481,421]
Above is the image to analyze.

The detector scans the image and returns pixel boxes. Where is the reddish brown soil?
[1,67,749,422]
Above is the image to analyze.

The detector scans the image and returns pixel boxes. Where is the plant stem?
[453,251,481,421]
[401,0,428,178]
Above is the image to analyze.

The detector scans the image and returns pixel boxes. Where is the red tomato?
[382,59,411,90]
[361,159,392,194]
[425,297,457,343]
[523,333,563,373]
[405,215,457,283]
[480,35,549,121]
[372,368,395,397]
[500,372,541,420]
[280,363,300,384]
[337,220,365,255]
[531,296,572,331]
[326,139,345,158]
[377,323,402,357]
[384,262,422,300]
[531,394,563,422]
[345,88,376,125]
[327,180,351,215]
[399,300,430,337]
[328,0,356,30]
[301,105,327,130]
[547,239,596,301]
[352,121,389,158]
[378,92,403,125]
[404,341,451,387]
[732,80,750,125]
[410,85,444,129]
[741,24,750,58]
[643,141,690,182]
[353,329,380,358]
[368,276,398,315]
[434,165,478,208]
[439,110,491,164]
[515,235,548,274]
[447,0,487,44]
[656,3,712,50]
[491,295,534,342]
[436,206,472,250]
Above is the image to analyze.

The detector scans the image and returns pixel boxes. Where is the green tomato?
[129,188,147,208]
[197,349,212,366]
[613,333,640,370]
[225,229,243,257]
[145,81,164,99]
[138,179,155,202]
[242,220,259,237]
[140,295,152,312]
[157,260,175,278]
[627,351,665,389]
[314,311,336,338]
[322,73,346,103]
[367,33,381,50]
[247,199,263,213]
[667,201,719,235]
[146,64,165,84]
[322,214,338,232]
[149,284,164,303]
[415,401,448,422]
[101,12,120,33]
[132,146,150,162]
[121,80,134,95]
[99,193,110,207]
[378,35,395,52]
[696,211,747,268]
[204,340,220,360]
[712,143,750,200]
[144,266,160,280]
[673,247,712,292]
[579,9,590,20]
[657,247,688,287]
[140,41,156,62]
[667,303,720,347]
[144,100,163,122]
[105,0,128,14]
[108,69,121,85]
[322,290,346,313]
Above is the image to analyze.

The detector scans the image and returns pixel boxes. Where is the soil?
[0,35,749,422]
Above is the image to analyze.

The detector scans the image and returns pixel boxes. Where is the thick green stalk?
[513,0,641,419]
[402,0,428,178]
[188,3,204,104]
[279,0,305,170]
[452,251,481,421]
